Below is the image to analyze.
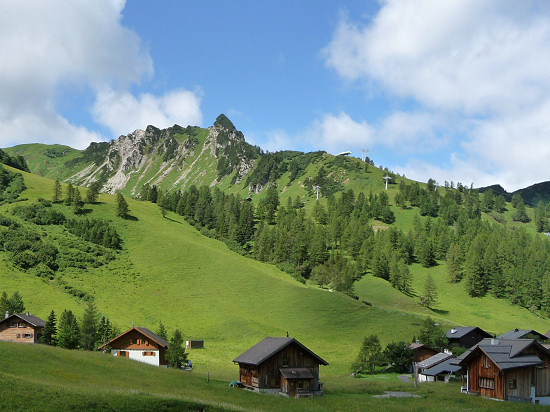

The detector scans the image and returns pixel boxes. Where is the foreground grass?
[0,342,541,412]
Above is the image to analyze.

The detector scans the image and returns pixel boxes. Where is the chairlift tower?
[383,175,391,190]
[362,148,369,162]
[313,185,321,200]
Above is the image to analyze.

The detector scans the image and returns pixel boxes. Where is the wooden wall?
[467,352,504,399]
[109,330,163,350]
[0,321,41,344]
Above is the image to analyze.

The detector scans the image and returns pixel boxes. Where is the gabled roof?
[98,326,169,350]
[421,358,461,377]
[0,313,45,328]
[409,342,437,352]
[446,326,490,339]
[418,352,454,369]
[498,328,547,340]
[232,337,328,366]
[456,338,545,371]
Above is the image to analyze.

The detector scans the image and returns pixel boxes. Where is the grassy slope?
[0,341,540,412]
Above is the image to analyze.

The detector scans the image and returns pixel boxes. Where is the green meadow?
[0,167,548,410]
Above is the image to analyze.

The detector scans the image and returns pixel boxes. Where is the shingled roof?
[98,326,169,350]
[498,328,547,341]
[0,313,45,328]
[233,337,328,366]
[455,338,544,370]
[446,326,490,339]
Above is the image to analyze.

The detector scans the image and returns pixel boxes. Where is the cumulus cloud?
[323,0,550,190]
[93,88,203,137]
[0,0,202,148]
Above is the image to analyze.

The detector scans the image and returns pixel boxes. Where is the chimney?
[4,311,8,319]
[25,312,30,316]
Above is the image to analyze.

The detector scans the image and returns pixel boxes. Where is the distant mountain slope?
[478,182,550,206]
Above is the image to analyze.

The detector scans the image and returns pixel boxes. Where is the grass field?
[1,168,549,410]
[0,341,542,412]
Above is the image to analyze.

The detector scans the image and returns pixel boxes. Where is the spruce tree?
[157,321,168,340]
[420,274,438,308]
[53,179,62,203]
[86,182,100,204]
[80,300,99,350]
[64,183,74,206]
[116,192,129,218]
[166,329,187,368]
[41,310,57,345]
[8,291,25,314]
[57,309,80,349]
[0,291,9,315]
[446,243,463,283]
[73,188,83,214]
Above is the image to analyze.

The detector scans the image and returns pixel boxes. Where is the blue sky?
[2,1,550,191]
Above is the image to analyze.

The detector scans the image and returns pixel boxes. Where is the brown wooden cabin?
[456,338,550,403]
[233,337,328,397]
[0,312,45,344]
[409,342,438,363]
[98,326,169,367]
[446,326,491,348]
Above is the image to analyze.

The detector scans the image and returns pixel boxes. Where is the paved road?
[398,374,412,384]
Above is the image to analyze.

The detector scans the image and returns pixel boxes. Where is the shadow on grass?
[163,216,182,224]
[123,215,138,221]
[429,307,449,315]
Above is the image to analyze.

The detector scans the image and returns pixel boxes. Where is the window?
[23,333,32,339]
[18,323,25,328]
[479,377,495,389]
[282,358,289,367]
[142,351,156,356]
[132,338,138,344]
[8,321,16,328]
[483,355,489,368]
[16,333,21,338]
[509,379,517,389]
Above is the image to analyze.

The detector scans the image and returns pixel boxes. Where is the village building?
[99,326,169,367]
[498,328,548,342]
[417,352,460,383]
[232,337,328,398]
[446,326,491,348]
[456,338,550,404]
[409,342,438,363]
[0,312,45,344]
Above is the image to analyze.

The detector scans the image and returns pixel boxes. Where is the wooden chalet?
[456,338,550,404]
[409,342,438,363]
[446,326,491,348]
[232,337,328,397]
[498,328,548,342]
[0,312,45,344]
[417,352,460,383]
[99,326,169,367]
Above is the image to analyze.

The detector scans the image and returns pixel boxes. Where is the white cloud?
[0,0,202,148]
[324,0,550,190]
[305,112,374,154]
[93,88,203,137]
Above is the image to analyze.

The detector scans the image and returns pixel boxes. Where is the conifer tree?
[73,188,83,214]
[352,334,381,374]
[157,321,168,340]
[96,316,116,349]
[41,310,57,346]
[64,183,74,206]
[116,192,129,218]
[53,179,62,203]
[80,300,99,350]
[8,291,25,314]
[86,182,100,204]
[464,236,487,297]
[0,291,9,315]
[166,329,187,368]
[420,274,438,308]
[57,309,80,349]
[446,243,463,283]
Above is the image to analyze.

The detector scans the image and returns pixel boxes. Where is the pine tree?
[157,321,168,340]
[41,310,57,345]
[0,291,9,315]
[80,300,99,350]
[73,188,83,214]
[166,329,187,368]
[86,182,100,204]
[64,183,74,206]
[57,309,80,349]
[53,179,62,203]
[116,192,129,218]
[464,236,488,297]
[96,316,116,349]
[8,291,25,314]
[420,274,438,308]
[446,243,463,283]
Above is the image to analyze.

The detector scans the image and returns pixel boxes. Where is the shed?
[446,326,491,348]
[0,312,45,344]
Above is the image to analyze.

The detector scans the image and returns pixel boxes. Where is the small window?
[282,358,290,367]
[509,379,517,389]
[23,333,32,339]
[16,333,21,338]
[132,338,138,344]
[8,321,16,328]
[479,377,495,389]
[483,355,489,368]
[18,323,25,328]
[142,351,156,356]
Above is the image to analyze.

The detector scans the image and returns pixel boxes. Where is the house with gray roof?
[417,352,460,383]
[455,338,550,403]
[446,326,491,348]
[233,337,328,397]
[498,328,547,342]
[0,312,45,344]
[99,326,169,367]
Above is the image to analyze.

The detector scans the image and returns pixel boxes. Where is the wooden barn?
[98,326,169,367]
[0,312,45,344]
[446,326,491,348]
[232,337,328,397]
[456,338,550,404]
[409,342,438,363]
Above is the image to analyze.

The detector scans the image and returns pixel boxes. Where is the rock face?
[64,115,260,194]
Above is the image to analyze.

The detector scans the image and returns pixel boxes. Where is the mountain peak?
[213,114,236,132]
